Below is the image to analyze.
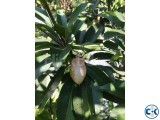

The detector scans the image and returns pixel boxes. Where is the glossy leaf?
[72,85,85,119]
[72,76,94,119]
[99,83,125,100]
[54,23,66,38]
[59,44,71,62]
[75,23,87,44]
[68,3,88,26]
[110,105,125,119]
[87,65,111,86]
[84,51,114,60]
[73,42,104,52]
[56,9,67,27]
[35,75,50,106]
[36,52,50,63]
[35,109,50,120]
[104,27,125,40]
[100,11,125,23]
[39,0,55,25]
[75,30,86,44]
[56,76,75,120]
[91,82,103,114]
[35,50,50,57]
[85,76,96,115]
[73,18,85,35]
[114,11,125,22]
[103,40,118,50]
[35,56,52,79]
[35,39,52,51]
[88,0,100,12]
[98,66,116,83]
[35,23,61,45]
[35,6,52,27]
[110,53,124,61]
[82,76,95,116]
[38,67,65,113]
[112,38,125,50]
[83,23,104,43]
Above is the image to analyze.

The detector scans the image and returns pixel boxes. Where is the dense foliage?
[35,0,125,119]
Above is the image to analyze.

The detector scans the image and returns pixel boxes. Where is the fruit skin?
[70,57,86,85]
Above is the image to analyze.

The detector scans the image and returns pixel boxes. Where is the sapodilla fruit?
[70,57,86,85]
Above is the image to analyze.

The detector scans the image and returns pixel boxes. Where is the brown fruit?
[70,57,86,85]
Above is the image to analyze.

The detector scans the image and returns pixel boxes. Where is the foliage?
[35,0,125,119]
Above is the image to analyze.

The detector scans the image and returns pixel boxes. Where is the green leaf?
[110,53,123,61]
[35,23,61,44]
[110,105,125,119]
[104,27,125,40]
[56,76,75,120]
[99,83,125,100]
[35,56,52,79]
[85,51,113,60]
[56,9,67,27]
[35,75,50,106]
[35,6,52,27]
[118,81,125,90]
[35,38,51,51]
[73,42,104,52]
[100,11,125,23]
[111,64,125,76]
[35,52,50,63]
[83,23,104,43]
[35,74,49,90]
[35,6,48,17]
[39,0,55,25]
[114,11,125,22]
[75,30,86,44]
[54,23,66,38]
[38,66,65,113]
[35,109,50,120]
[112,38,125,50]
[72,76,94,119]
[103,40,118,50]
[88,0,100,12]
[68,3,88,26]
[85,76,96,115]
[91,82,103,114]
[87,65,111,86]
[35,49,50,57]
[98,66,116,83]
[81,77,95,117]
[72,85,85,119]
[73,18,85,35]
[75,23,87,44]
[59,44,71,62]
